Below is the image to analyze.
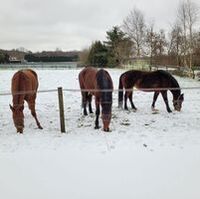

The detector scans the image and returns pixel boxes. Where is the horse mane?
[96,69,113,107]
[157,70,179,87]
[157,70,181,98]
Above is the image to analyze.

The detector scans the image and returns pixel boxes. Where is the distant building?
[9,56,21,64]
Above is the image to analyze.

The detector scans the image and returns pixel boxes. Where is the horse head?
[173,93,184,111]
[10,104,24,133]
[102,102,112,132]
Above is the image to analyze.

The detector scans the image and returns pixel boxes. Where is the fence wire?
[0,86,200,96]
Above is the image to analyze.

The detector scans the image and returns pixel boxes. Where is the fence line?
[2,98,200,108]
[0,86,200,96]
[0,89,57,96]
[2,85,199,133]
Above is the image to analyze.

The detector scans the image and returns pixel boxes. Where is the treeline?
[0,52,10,63]
[80,0,200,69]
[0,49,79,63]
[24,52,79,62]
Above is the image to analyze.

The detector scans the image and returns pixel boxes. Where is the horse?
[10,69,43,133]
[79,67,113,132]
[118,70,184,113]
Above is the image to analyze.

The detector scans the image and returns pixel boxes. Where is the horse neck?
[169,79,181,100]
[12,73,26,107]
[96,70,113,110]
[101,91,112,115]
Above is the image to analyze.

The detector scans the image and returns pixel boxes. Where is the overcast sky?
[0,0,199,52]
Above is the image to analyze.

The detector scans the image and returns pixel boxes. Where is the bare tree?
[123,7,146,57]
[177,0,199,68]
[79,48,90,64]
[168,23,183,66]
[168,22,183,66]
[114,38,134,65]
[146,22,155,68]
[150,29,168,66]
[156,29,167,56]
[193,32,200,66]
[177,1,188,67]
[186,0,199,68]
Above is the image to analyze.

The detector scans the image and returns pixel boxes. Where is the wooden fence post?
[58,87,66,133]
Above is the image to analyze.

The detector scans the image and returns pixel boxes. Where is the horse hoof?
[152,107,159,112]
[104,128,110,132]
[39,126,43,129]
[95,126,100,129]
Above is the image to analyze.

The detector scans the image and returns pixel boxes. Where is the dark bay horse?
[118,70,184,113]
[79,67,113,132]
[10,69,43,133]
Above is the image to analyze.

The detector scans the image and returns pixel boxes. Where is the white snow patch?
[0,68,200,199]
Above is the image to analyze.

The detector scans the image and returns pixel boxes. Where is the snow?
[0,68,200,199]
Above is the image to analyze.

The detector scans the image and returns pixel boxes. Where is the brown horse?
[10,69,43,133]
[118,70,184,113]
[79,67,113,132]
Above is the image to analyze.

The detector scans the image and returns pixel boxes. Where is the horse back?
[23,69,38,90]
[79,67,98,92]
[121,70,179,90]
[12,69,39,94]
[26,69,38,80]
[120,70,144,88]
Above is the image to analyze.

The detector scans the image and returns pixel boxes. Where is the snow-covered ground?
[0,68,200,199]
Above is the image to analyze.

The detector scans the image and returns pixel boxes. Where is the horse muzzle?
[174,106,181,111]
[102,119,111,132]
[17,126,24,134]
[102,113,111,132]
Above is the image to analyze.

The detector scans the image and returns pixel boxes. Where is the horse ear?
[9,104,14,111]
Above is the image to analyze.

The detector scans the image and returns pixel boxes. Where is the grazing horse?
[10,69,43,133]
[79,67,113,132]
[118,70,184,113]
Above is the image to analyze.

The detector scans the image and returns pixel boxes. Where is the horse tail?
[78,72,85,108]
[118,74,124,108]
[79,69,91,109]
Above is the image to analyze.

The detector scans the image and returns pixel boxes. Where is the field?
[0,68,200,199]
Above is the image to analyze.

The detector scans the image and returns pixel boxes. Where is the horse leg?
[95,97,100,129]
[161,91,172,113]
[82,91,88,115]
[28,98,43,129]
[124,91,128,110]
[151,91,159,111]
[128,91,137,111]
[88,94,93,114]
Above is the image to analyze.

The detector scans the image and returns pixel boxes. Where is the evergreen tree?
[87,41,108,67]
[105,26,133,67]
